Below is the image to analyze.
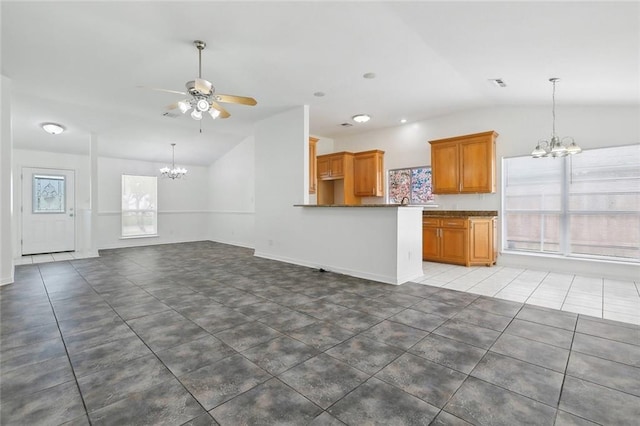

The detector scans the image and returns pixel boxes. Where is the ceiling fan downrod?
[194,40,206,79]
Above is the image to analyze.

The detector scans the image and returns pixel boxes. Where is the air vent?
[340,122,353,127]
[490,78,507,88]
[162,111,180,118]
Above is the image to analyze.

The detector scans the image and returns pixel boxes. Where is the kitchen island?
[289,204,423,285]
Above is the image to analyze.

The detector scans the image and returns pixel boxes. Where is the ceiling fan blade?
[137,85,187,96]
[210,101,231,119]
[195,78,212,94]
[215,94,258,106]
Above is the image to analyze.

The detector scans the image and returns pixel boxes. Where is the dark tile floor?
[1,241,639,425]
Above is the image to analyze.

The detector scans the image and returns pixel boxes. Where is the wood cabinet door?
[309,137,318,193]
[354,151,384,197]
[440,227,468,264]
[329,155,344,178]
[431,142,460,194]
[460,136,495,193]
[469,218,495,265]
[422,225,440,260]
[317,156,332,180]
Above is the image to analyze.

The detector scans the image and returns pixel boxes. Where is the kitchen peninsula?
[294,204,423,285]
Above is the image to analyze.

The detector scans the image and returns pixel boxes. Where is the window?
[502,144,640,262]
[121,175,157,238]
[388,166,435,204]
[33,174,65,213]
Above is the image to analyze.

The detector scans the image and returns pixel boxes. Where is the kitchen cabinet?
[354,150,385,197]
[317,152,349,180]
[429,131,498,194]
[422,215,496,266]
[309,137,318,194]
[316,152,359,205]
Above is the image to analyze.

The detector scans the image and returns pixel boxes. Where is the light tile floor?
[417,261,640,325]
[14,251,95,265]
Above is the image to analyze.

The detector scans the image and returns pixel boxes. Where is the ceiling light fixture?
[41,122,65,135]
[160,143,187,179]
[400,119,407,124]
[531,78,582,158]
[352,114,371,123]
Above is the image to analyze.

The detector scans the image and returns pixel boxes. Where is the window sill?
[120,234,159,240]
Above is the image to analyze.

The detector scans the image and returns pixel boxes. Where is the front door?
[22,168,75,255]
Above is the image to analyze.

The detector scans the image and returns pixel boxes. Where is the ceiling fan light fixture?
[190,110,203,120]
[41,122,65,135]
[196,99,210,112]
[352,114,371,123]
[178,100,191,114]
[209,109,221,119]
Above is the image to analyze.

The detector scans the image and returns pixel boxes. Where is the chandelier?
[160,143,187,179]
[531,78,582,158]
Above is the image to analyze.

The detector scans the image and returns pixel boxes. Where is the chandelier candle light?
[160,143,187,179]
[531,78,582,158]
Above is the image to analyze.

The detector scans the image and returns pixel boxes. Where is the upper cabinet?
[317,152,349,180]
[308,137,318,194]
[354,150,385,197]
[429,131,498,194]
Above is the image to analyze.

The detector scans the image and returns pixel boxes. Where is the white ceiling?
[2,1,638,166]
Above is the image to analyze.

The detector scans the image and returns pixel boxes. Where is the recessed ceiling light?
[363,72,376,79]
[313,91,325,97]
[41,122,65,135]
[400,119,407,124]
[352,114,371,123]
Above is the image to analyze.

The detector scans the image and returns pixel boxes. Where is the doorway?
[21,167,76,255]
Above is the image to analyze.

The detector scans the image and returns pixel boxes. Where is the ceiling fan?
[143,40,257,121]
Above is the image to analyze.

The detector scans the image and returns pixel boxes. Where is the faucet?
[400,197,409,205]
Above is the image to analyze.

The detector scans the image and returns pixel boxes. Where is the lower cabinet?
[422,216,496,266]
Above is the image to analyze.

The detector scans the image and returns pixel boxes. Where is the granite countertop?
[422,210,498,217]
[294,204,420,207]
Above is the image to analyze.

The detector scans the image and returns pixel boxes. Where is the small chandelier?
[531,78,582,158]
[160,143,187,179]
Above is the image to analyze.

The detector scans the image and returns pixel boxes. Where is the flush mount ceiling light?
[41,123,65,135]
[160,143,188,179]
[352,114,371,123]
[531,78,582,158]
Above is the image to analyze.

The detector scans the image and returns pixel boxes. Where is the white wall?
[97,156,210,249]
[1,75,13,285]
[207,134,255,248]
[254,106,309,256]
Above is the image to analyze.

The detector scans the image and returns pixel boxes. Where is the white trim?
[254,250,420,285]
[99,210,254,216]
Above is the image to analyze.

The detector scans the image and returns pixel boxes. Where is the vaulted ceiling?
[2,1,638,166]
